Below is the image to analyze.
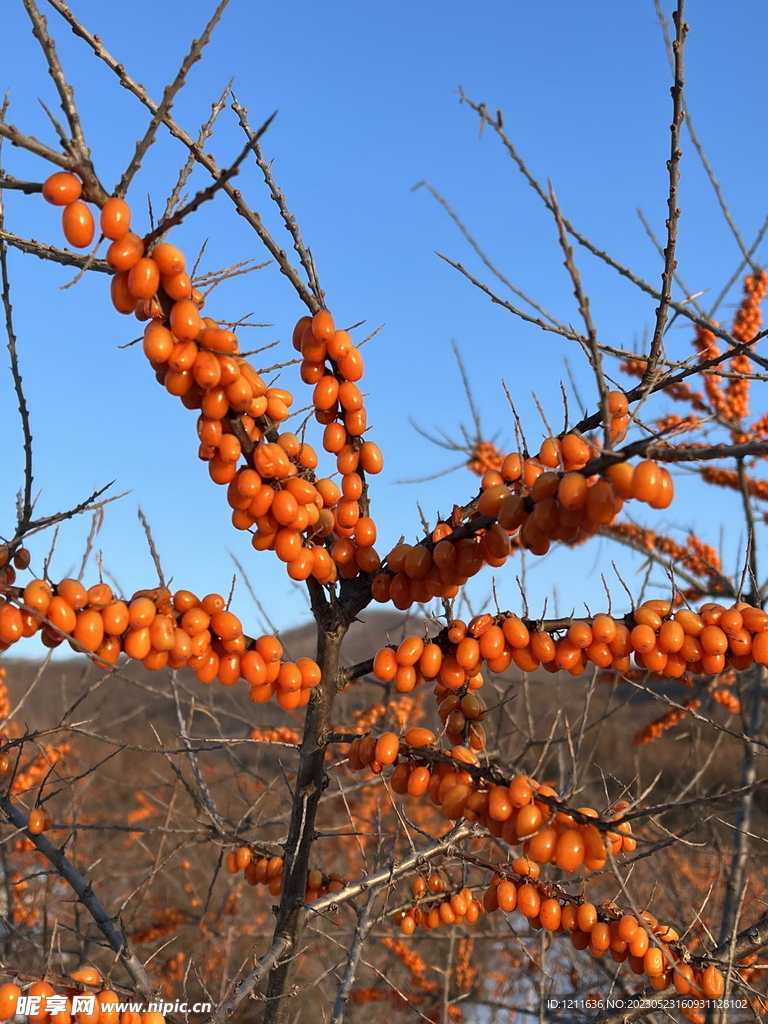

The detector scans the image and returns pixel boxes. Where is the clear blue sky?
[2,0,767,654]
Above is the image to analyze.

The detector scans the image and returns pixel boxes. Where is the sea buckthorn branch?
[142,117,277,249]
[455,87,764,366]
[162,79,232,223]
[736,458,759,605]
[0,120,88,184]
[21,0,92,170]
[44,0,320,310]
[547,183,613,450]
[435,254,588,344]
[262,615,348,1022]
[599,523,734,600]
[621,675,768,752]
[305,820,477,916]
[0,199,34,542]
[0,788,157,1000]
[0,574,322,709]
[4,482,122,555]
[388,845,734,998]
[0,175,44,195]
[642,2,687,391]
[117,0,232,198]
[207,935,291,1024]
[414,180,567,332]
[718,661,766,947]
[230,95,325,309]
[0,226,111,271]
[584,914,768,1024]
[329,883,377,1024]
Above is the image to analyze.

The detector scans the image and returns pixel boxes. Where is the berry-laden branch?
[1,5,767,1019]
[585,913,768,1024]
[0,789,156,1000]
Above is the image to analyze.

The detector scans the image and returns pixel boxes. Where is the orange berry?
[62,200,94,247]
[100,196,131,239]
[312,310,335,341]
[151,242,186,275]
[27,808,46,834]
[170,299,202,341]
[555,829,585,871]
[516,883,540,918]
[43,171,82,205]
[700,965,724,999]
[375,733,400,766]
[607,391,628,416]
[497,879,517,912]
[632,460,661,504]
[127,256,160,299]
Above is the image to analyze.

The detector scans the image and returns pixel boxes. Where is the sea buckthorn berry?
[502,616,530,649]
[488,785,513,821]
[577,903,597,933]
[73,609,105,652]
[43,171,82,205]
[170,299,202,341]
[540,898,562,931]
[517,883,540,918]
[568,621,593,649]
[658,619,684,652]
[143,322,174,362]
[62,201,95,248]
[477,484,511,517]
[151,242,186,275]
[338,346,364,382]
[630,624,656,653]
[27,808,46,834]
[100,196,131,239]
[673,962,695,996]
[405,727,435,748]
[701,624,727,655]
[509,775,533,808]
[586,479,618,524]
[558,472,588,509]
[128,257,160,300]
[632,460,661,504]
[497,879,517,912]
[701,965,724,999]
[555,829,585,871]
[500,451,523,481]
[374,733,399,766]
[23,579,52,615]
[107,231,144,271]
[649,467,674,509]
[312,310,335,341]
[606,461,635,499]
[530,631,556,662]
[57,578,88,610]
[561,433,591,466]
[607,390,628,417]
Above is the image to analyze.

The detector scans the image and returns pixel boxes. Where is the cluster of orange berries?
[368,446,672,612]
[396,875,482,934]
[224,847,346,902]
[348,727,635,872]
[469,442,672,557]
[482,881,724,997]
[295,310,391,581]
[606,389,631,441]
[393,871,724,998]
[43,171,387,589]
[0,569,320,710]
[0,971,165,1024]
[370,598,768,695]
